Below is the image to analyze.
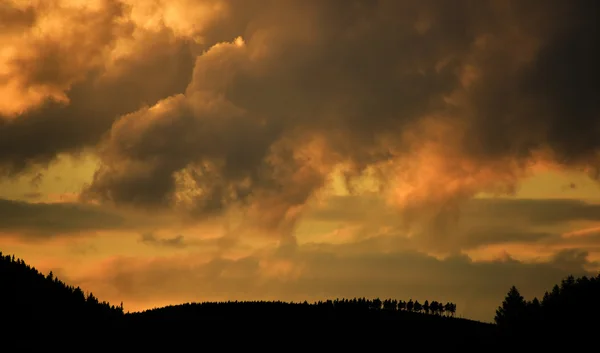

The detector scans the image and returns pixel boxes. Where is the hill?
[0,251,124,342]
[495,273,600,338]
[3,250,599,350]
[125,299,496,342]
[0,251,496,349]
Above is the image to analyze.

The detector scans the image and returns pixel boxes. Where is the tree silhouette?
[495,286,527,332]
[398,300,406,311]
[0,251,124,342]
[371,298,382,310]
[430,301,438,314]
[414,300,422,313]
[382,298,397,311]
[444,302,456,317]
[495,273,600,343]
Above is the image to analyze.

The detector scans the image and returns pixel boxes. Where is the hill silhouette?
[2,250,599,350]
[0,252,124,343]
[495,273,600,339]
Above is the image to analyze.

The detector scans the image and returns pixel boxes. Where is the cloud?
[0,198,131,237]
[140,232,187,249]
[0,0,205,176]
[72,0,598,242]
[455,227,555,251]
[0,0,126,117]
[73,244,595,322]
[22,191,42,200]
[301,195,600,252]
[549,248,598,274]
[465,198,600,225]
[0,0,598,250]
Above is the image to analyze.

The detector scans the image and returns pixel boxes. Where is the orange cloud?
[0,0,127,117]
[563,226,600,239]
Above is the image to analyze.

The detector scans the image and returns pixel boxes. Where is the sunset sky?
[1,0,599,322]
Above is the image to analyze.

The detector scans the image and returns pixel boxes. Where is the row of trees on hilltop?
[317,297,457,316]
[2,249,459,325]
[495,273,600,336]
[134,297,457,323]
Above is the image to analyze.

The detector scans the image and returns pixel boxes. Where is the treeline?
[131,298,456,322]
[0,251,124,335]
[0,250,492,348]
[139,297,456,316]
[1,250,459,325]
[6,248,600,347]
[495,273,600,337]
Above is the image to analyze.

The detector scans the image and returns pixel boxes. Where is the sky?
[0,0,599,322]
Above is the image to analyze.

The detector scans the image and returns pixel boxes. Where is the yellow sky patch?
[0,151,99,202]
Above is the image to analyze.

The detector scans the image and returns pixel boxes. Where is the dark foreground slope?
[0,251,496,350]
[0,252,123,341]
[9,251,600,350]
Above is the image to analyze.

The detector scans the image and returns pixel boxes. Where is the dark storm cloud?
[79,0,491,231]
[458,0,600,168]
[464,198,600,225]
[0,198,126,236]
[83,1,600,218]
[0,39,196,176]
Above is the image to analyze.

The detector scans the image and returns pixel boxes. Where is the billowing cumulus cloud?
[2,1,597,199]
[0,0,126,117]
[75,0,600,243]
[0,0,213,175]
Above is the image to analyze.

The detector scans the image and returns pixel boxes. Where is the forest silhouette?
[1,250,598,349]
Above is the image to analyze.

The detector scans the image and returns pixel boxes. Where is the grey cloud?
[22,192,42,200]
[303,196,600,252]
[140,232,187,248]
[462,198,600,225]
[69,243,99,256]
[0,37,196,176]
[462,0,600,165]
[457,227,556,250]
[550,248,598,274]
[0,198,127,237]
[0,3,36,33]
